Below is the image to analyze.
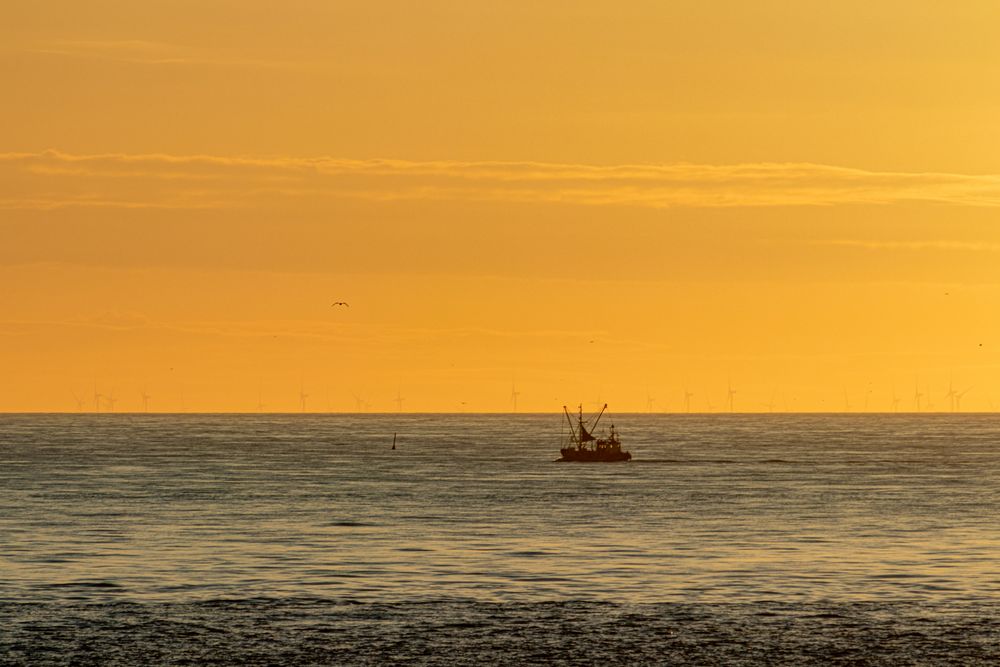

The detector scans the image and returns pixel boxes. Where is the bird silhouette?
[331,302,350,307]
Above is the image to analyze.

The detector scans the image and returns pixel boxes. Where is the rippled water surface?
[2,413,1000,664]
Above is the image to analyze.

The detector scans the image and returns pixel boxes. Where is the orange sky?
[4,1,1000,412]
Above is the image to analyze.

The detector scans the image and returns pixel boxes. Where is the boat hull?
[558,448,631,463]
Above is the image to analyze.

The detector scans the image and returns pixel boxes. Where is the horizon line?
[1,410,994,416]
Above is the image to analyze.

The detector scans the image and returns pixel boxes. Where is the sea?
[2,413,999,665]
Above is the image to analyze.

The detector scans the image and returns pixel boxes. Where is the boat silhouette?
[558,403,631,462]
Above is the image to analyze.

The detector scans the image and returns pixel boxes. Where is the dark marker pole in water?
[392,433,397,450]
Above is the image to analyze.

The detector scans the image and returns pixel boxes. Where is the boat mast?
[563,405,578,446]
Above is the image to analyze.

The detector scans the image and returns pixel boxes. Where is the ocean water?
[2,413,1000,664]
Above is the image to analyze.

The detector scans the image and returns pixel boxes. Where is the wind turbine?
[843,389,852,412]
[71,391,85,412]
[510,383,521,413]
[256,381,265,413]
[913,380,923,412]
[764,387,777,413]
[93,384,102,413]
[945,381,958,412]
[140,387,151,413]
[726,380,736,413]
[394,389,405,413]
[684,389,694,413]
[104,390,118,413]
[955,386,973,412]
[352,392,366,412]
[891,385,901,413]
[298,384,309,413]
[645,386,656,413]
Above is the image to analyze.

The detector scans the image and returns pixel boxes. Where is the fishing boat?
[558,403,631,462]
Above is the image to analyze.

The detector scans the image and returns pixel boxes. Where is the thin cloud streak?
[3,150,1000,210]
[25,40,309,70]
[0,316,604,346]
[799,239,1000,252]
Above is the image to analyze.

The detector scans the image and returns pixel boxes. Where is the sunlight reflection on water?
[2,413,1000,605]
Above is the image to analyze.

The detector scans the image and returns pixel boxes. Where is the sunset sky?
[4,1,1000,412]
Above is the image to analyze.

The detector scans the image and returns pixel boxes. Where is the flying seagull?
[331,301,350,307]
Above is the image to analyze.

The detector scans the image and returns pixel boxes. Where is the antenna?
[592,387,604,411]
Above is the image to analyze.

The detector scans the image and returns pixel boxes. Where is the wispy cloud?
[0,313,604,346]
[792,239,1000,252]
[3,150,1000,210]
[26,39,304,69]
